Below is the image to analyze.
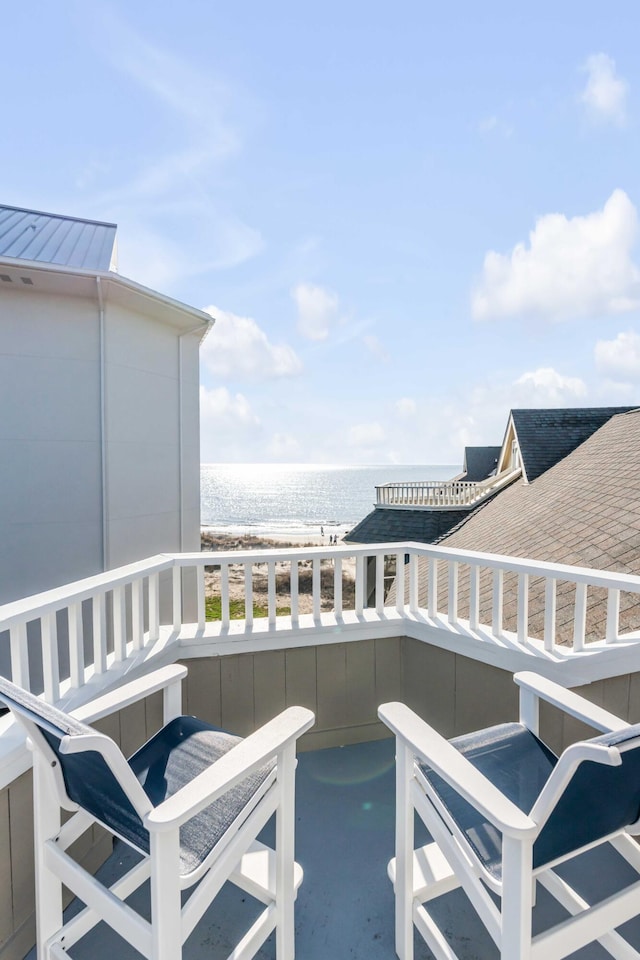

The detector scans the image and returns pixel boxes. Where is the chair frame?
[2,664,314,960]
[380,670,640,960]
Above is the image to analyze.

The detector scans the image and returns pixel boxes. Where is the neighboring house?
[0,204,212,606]
[366,406,640,645]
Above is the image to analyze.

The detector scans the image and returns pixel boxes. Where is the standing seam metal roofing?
[0,204,117,272]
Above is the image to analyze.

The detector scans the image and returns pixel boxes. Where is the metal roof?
[0,204,117,272]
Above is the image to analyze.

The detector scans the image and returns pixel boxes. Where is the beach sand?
[201,529,357,614]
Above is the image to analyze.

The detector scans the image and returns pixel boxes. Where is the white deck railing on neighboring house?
[375,468,521,509]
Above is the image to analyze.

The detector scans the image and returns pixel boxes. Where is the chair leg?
[150,830,182,960]
[501,837,533,960]
[395,741,415,960]
[33,756,62,960]
[276,742,297,960]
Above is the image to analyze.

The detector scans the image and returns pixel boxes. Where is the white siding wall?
[0,290,102,604]
[0,285,203,608]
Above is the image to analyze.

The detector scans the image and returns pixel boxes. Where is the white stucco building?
[0,204,211,605]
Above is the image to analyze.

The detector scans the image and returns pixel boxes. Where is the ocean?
[201,463,459,537]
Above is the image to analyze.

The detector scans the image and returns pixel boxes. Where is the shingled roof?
[345,507,468,544]
[511,407,636,482]
[457,446,500,482]
[411,408,640,645]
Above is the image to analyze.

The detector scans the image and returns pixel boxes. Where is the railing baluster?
[573,582,587,652]
[376,554,385,615]
[268,561,276,627]
[149,573,160,643]
[197,565,206,631]
[42,612,60,702]
[93,594,107,673]
[113,585,126,662]
[221,562,230,628]
[244,563,254,629]
[427,558,438,619]
[395,552,405,615]
[469,565,479,632]
[290,560,299,625]
[355,555,364,615]
[334,557,343,616]
[9,622,30,690]
[312,558,321,621]
[132,579,144,650]
[68,602,84,688]
[172,566,182,634]
[448,562,458,624]
[517,573,529,645]
[544,579,556,651]
[606,588,620,643]
[492,569,503,637]
[409,553,419,614]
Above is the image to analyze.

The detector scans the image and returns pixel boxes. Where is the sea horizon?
[200,462,460,537]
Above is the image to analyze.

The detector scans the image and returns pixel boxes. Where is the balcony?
[375,468,520,510]
[3,541,640,959]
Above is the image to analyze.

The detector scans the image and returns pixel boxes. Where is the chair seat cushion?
[417,722,557,880]
[128,716,275,876]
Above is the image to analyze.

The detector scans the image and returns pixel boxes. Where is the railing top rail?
[0,554,173,630]
[376,480,479,489]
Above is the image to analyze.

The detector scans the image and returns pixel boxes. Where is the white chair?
[379,670,640,960]
[0,665,314,960]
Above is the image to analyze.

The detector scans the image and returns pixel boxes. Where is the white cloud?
[595,330,640,380]
[395,397,417,417]
[292,283,339,340]
[581,53,628,125]
[512,367,587,402]
[201,306,302,380]
[200,385,260,428]
[472,190,640,321]
[267,433,302,460]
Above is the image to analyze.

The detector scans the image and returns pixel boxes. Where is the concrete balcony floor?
[26,738,640,960]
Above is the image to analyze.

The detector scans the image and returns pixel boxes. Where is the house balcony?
[3,541,640,959]
[375,468,521,510]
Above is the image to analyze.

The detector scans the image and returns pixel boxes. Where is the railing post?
[113,585,126,662]
[148,573,160,643]
[448,562,458,624]
[427,558,438,619]
[517,573,529,645]
[606,588,620,643]
[469,565,479,632]
[395,551,405,615]
[355,555,364,615]
[9,622,30,691]
[573,582,587,652]
[290,560,299,626]
[132,578,144,650]
[492,569,503,638]
[312,558,321,621]
[172,565,182,634]
[409,553,419,615]
[92,593,107,674]
[334,556,343,617]
[544,579,556,651]
[376,553,385,615]
[197,565,206,631]
[244,563,254,629]
[268,561,277,627]
[42,612,60,703]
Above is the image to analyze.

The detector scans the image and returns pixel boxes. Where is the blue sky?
[4,1,640,463]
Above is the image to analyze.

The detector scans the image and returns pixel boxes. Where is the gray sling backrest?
[0,675,149,852]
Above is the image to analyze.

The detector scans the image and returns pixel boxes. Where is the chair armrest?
[146,705,315,832]
[71,665,188,724]
[378,702,537,839]
[514,671,628,732]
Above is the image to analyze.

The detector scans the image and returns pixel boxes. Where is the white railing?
[2,542,640,704]
[376,480,480,506]
[375,469,520,509]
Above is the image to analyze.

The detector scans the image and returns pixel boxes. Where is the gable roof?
[0,204,117,272]
[429,408,640,644]
[510,407,636,482]
[457,446,500,482]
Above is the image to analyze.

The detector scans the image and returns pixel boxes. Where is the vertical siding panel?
[220,654,255,736]
[404,639,456,738]
[119,701,148,757]
[316,644,347,731]
[9,772,35,931]
[144,691,164,739]
[345,639,376,727]
[284,648,317,716]
[454,657,517,736]
[183,657,222,728]
[253,651,287,728]
[0,788,12,950]
[375,636,402,707]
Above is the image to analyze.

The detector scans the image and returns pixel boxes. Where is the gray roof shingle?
[345,507,469,544]
[511,407,637,482]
